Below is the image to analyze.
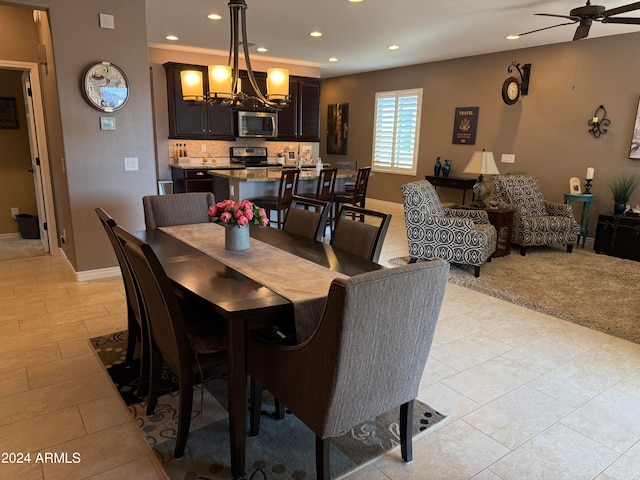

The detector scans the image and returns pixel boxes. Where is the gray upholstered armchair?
[491,175,580,256]
[248,260,449,480]
[401,180,497,277]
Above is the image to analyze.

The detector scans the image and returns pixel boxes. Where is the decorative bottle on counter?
[316,158,322,175]
[442,159,452,177]
[434,157,442,177]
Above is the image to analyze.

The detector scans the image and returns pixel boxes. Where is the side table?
[425,175,477,206]
[563,193,594,249]
[461,206,516,257]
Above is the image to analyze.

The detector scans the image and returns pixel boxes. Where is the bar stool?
[331,166,371,229]
[250,169,300,229]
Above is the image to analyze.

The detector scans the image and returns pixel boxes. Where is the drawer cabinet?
[171,167,214,194]
[594,212,640,261]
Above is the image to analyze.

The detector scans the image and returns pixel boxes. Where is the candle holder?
[584,178,592,194]
[588,105,610,138]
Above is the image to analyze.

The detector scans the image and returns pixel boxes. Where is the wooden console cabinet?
[594,212,640,262]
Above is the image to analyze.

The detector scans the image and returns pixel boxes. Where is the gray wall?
[320,32,640,234]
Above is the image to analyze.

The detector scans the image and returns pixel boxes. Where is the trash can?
[16,214,40,239]
[158,180,174,195]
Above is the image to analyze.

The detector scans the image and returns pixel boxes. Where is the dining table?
[133,223,384,478]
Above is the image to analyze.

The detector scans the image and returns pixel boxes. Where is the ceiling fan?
[514,1,640,41]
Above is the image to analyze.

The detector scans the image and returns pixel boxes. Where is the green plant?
[608,171,639,204]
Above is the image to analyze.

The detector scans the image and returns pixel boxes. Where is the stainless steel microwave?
[237,111,277,138]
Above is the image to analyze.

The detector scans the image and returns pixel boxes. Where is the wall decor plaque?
[452,106,479,145]
[0,97,19,129]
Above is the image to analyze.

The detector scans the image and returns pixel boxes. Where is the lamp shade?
[463,150,500,175]
[180,70,204,101]
[266,68,289,100]
[208,65,233,99]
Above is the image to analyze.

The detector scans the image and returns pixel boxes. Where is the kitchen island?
[208,167,356,202]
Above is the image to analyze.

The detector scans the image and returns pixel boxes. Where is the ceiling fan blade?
[601,16,640,24]
[536,13,580,21]
[515,21,578,37]
[573,23,591,40]
[601,1,640,17]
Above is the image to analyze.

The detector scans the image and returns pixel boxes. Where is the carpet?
[390,243,640,344]
[91,332,445,480]
[0,236,46,260]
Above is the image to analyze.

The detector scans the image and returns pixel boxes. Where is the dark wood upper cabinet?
[164,62,235,140]
[276,77,321,142]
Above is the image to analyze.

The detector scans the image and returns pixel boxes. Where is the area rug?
[0,236,46,260]
[390,244,640,344]
[91,332,445,480]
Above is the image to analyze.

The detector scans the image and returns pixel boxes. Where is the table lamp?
[463,149,500,207]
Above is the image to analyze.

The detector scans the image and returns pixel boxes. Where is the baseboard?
[58,247,121,281]
[0,232,20,239]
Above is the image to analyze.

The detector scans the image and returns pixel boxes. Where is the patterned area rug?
[91,332,445,479]
[390,243,640,344]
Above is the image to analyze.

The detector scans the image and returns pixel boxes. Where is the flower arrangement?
[208,199,269,228]
[274,149,285,157]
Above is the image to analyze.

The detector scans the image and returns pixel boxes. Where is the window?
[372,88,422,175]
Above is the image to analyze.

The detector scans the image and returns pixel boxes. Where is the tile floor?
[0,198,639,479]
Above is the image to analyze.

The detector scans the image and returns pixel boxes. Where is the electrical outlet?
[201,144,207,152]
[10,207,19,219]
[59,228,66,245]
[124,157,139,171]
[230,185,235,196]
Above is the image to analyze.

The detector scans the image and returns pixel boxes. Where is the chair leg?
[125,308,138,364]
[249,377,263,437]
[474,265,480,278]
[274,399,285,419]
[146,350,162,416]
[566,244,574,253]
[400,399,414,462]
[137,332,150,397]
[520,245,527,256]
[315,436,330,480]
[174,375,193,458]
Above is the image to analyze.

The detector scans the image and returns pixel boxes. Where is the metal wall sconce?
[588,105,610,138]
[508,61,532,95]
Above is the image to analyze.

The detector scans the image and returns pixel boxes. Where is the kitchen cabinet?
[276,77,321,141]
[164,62,235,140]
[171,167,214,193]
[237,70,268,112]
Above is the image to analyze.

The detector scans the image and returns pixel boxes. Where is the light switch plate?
[501,154,515,163]
[99,13,115,29]
[124,157,138,171]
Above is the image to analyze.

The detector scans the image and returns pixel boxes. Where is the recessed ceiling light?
[166,35,179,41]
[388,44,400,50]
[310,31,323,37]
[329,57,338,62]
[207,13,222,20]
[506,34,520,40]
[348,0,364,3]
[257,47,268,53]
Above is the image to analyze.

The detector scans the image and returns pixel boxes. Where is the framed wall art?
[630,97,640,159]
[327,103,348,155]
[452,106,478,144]
[0,97,19,129]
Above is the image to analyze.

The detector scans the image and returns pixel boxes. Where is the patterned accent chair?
[401,180,497,277]
[491,175,580,256]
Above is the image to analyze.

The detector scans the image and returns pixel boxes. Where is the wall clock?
[82,61,130,112]
[501,76,520,105]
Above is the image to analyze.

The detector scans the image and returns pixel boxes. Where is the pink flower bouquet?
[208,199,269,228]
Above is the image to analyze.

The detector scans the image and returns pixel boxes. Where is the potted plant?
[608,171,639,214]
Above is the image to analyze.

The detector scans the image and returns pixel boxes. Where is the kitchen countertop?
[207,168,356,182]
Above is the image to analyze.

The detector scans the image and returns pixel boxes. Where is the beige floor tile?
[501,335,588,374]
[612,369,640,401]
[0,368,29,397]
[430,333,512,372]
[561,388,640,453]
[418,382,480,421]
[340,463,391,480]
[0,318,21,336]
[0,344,61,373]
[0,322,88,355]
[463,385,573,449]
[84,456,165,480]
[579,338,640,377]
[442,356,539,405]
[44,291,125,314]
[0,301,47,322]
[19,304,110,333]
[602,441,640,480]
[27,353,103,389]
[102,299,128,315]
[83,312,128,338]
[469,470,502,480]
[489,423,619,480]
[0,373,114,428]
[78,396,132,434]
[0,406,85,453]
[419,356,458,389]
[375,420,510,480]
[40,423,150,480]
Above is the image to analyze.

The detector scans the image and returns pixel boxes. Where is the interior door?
[22,71,50,252]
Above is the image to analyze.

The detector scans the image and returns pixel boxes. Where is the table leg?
[226,317,247,479]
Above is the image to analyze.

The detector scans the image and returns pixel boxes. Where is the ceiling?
[145,0,640,78]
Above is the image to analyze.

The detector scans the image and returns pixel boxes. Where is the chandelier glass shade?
[179,0,290,111]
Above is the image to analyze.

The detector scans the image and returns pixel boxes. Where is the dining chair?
[282,195,331,241]
[250,169,300,229]
[95,208,150,397]
[113,225,227,459]
[142,192,216,230]
[300,167,338,203]
[330,205,391,262]
[247,260,450,480]
[331,166,371,228]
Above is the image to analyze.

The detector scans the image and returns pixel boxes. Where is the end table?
[563,193,594,249]
[461,206,516,257]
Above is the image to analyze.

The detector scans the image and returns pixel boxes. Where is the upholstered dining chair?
[282,195,331,241]
[247,260,450,480]
[142,192,216,230]
[491,175,581,256]
[331,166,371,228]
[401,180,497,277]
[95,208,149,397]
[250,169,300,229]
[113,225,227,459]
[330,205,391,263]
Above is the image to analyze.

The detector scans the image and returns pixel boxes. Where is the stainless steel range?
[230,147,268,167]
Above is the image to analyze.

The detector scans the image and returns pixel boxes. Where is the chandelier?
[180,0,290,111]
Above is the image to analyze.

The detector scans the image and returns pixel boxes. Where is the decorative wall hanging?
[452,107,479,144]
[588,104,610,139]
[630,97,640,159]
[327,103,348,155]
[0,97,19,129]
[82,61,130,112]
